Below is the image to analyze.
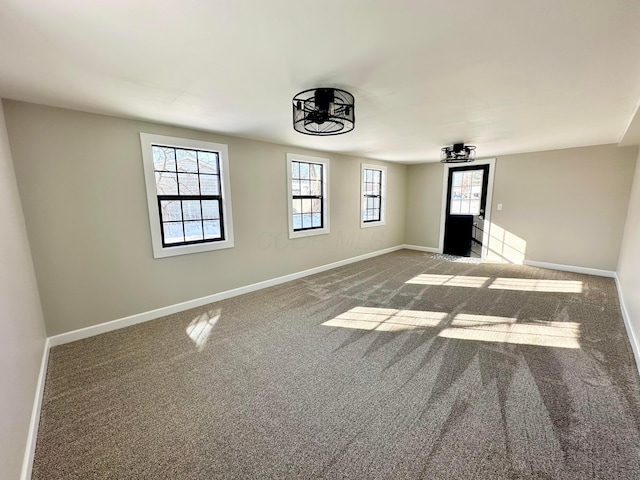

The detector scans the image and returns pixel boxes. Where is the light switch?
[497,203,503,211]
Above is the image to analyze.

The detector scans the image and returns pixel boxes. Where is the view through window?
[450,169,483,215]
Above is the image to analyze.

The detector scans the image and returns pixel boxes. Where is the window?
[140,133,234,258]
[450,169,483,215]
[286,153,329,239]
[360,164,387,228]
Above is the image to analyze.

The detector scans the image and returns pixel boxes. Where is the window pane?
[364,169,373,182]
[301,180,311,195]
[311,180,322,196]
[200,174,220,195]
[460,200,471,214]
[155,172,178,195]
[198,151,219,174]
[153,146,176,172]
[311,163,322,180]
[299,162,310,179]
[291,161,300,179]
[470,200,481,215]
[312,199,322,213]
[452,172,463,186]
[373,170,381,184]
[160,200,182,222]
[178,173,200,195]
[292,214,302,229]
[292,199,302,214]
[302,214,312,228]
[163,222,184,244]
[301,199,312,214]
[176,149,198,173]
[184,221,204,241]
[451,200,461,214]
[202,200,219,220]
[291,180,301,196]
[204,220,221,239]
[312,213,321,227]
[182,200,202,220]
[472,170,484,185]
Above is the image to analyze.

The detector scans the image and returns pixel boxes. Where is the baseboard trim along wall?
[48,245,410,347]
[614,274,640,376]
[21,338,50,480]
[523,260,616,278]
[400,244,441,253]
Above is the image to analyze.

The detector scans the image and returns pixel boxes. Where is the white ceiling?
[1,0,640,163]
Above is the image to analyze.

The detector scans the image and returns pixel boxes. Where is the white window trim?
[360,163,387,228]
[140,133,234,258]
[286,153,330,239]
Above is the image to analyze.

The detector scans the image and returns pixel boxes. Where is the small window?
[140,133,234,258]
[450,169,483,215]
[286,153,329,239]
[361,164,387,228]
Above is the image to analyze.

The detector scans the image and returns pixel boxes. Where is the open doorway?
[439,159,495,259]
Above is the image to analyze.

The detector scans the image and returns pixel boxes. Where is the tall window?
[286,153,329,239]
[361,164,387,228]
[140,133,234,258]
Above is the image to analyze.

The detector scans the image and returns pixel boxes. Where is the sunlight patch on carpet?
[186,308,221,350]
[322,306,446,331]
[489,278,583,293]
[405,274,583,293]
[440,313,581,349]
[406,274,490,288]
[322,307,581,349]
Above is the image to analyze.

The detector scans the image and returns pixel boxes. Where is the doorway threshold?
[430,253,483,264]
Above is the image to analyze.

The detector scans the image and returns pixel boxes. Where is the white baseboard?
[48,245,405,347]
[614,274,640,376]
[401,244,441,254]
[523,260,615,278]
[21,337,50,480]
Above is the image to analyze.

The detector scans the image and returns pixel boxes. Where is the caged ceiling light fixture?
[292,88,355,136]
[440,143,477,163]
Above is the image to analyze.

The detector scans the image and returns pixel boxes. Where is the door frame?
[438,158,496,259]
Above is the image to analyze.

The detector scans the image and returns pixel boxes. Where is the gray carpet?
[32,250,640,479]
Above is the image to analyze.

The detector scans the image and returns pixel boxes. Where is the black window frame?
[152,145,226,247]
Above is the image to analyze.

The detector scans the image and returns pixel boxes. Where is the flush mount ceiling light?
[440,143,477,163]
[293,88,355,136]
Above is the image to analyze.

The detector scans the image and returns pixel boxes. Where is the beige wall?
[404,162,443,248]
[491,145,636,269]
[617,149,640,350]
[404,144,637,270]
[4,100,406,336]
[0,103,47,478]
